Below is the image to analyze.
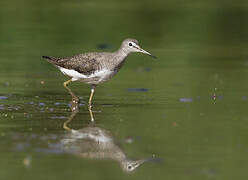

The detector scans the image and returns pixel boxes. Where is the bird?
[42,38,156,111]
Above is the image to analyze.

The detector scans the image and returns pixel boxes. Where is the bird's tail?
[42,56,62,63]
[42,56,65,66]
[42,56,53,60]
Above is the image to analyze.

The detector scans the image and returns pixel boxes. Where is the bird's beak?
[132,159,146,169]
[135,46,157,59]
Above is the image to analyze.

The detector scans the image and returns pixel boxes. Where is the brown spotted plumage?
[42,38,155,113]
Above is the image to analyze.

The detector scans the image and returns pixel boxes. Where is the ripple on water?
[39,102,45,106]
[0,96,8,100]
[242,96,247,101]
[127,88,149,92]
[50,116,67,119]
[179,98,193,102]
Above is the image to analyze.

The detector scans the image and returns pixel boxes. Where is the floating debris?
[179,98,193,102]
[127,88,149,92]
[23,156,32,168]
[172,122,178,127]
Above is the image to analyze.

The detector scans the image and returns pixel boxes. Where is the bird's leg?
[63,99,79,131]
[63,79,80,112]
[63,79,78,100]
[88,85,95,108]
[63,79,72,87]
[63,79,72,95]
[88,85,95,122]
[63,80,80,131]
[63,110,78,131]
[89,107,94,122]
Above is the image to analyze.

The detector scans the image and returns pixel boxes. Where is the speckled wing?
[42,53,102,76]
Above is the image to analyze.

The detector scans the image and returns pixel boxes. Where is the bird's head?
[121,38,156,58]
[120,159,146,172]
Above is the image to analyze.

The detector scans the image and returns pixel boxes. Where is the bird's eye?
[129,43,132,47]
[128,165,132,169]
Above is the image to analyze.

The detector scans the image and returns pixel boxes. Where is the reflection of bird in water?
[62,126,146,172]
[60,90,149,172]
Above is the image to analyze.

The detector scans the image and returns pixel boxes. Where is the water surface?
[1,0,248,179]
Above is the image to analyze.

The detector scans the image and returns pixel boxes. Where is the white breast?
[58,66,87,80]
[57,66,113,82]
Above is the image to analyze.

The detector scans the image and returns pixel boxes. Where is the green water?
[1,0,248,179]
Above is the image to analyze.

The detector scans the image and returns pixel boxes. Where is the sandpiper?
[42,38,155,109]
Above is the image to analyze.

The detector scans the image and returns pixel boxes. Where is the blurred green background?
[1,0,248,179]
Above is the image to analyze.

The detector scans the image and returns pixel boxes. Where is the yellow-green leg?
[88,88,95,108]
[63,79,80,111]
[63,79,72,88]
[63,79,77,98]
[62,80,80,131]
[88,86,95,122]
[63,105,79,131]
[63,79,72,94]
